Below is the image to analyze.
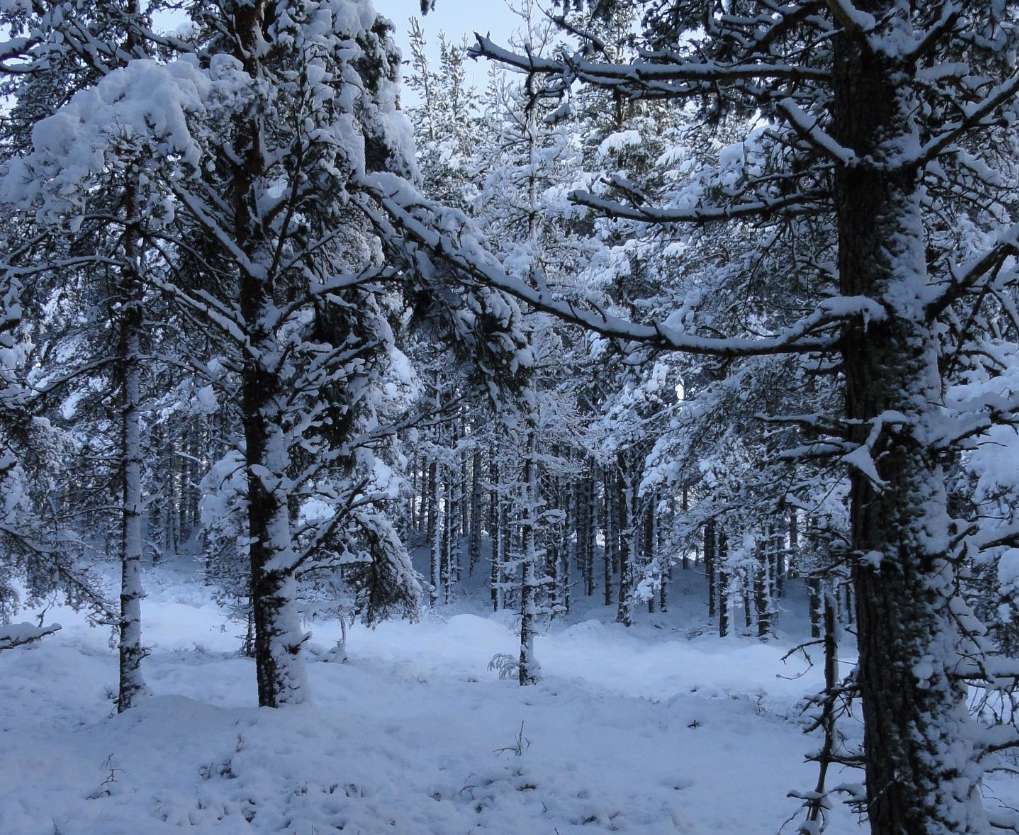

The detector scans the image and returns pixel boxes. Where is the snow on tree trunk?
[469,451,482,574]
[430,465,443,607]
[834,17,985,831]
[117,190,147,714]
[489,451,501,611]
[704,520,716,620]
[518,430,541,686]
[244,388,309,707]
[602,466,613,607]
[616,463,634,627]
[717,529,729,638]
[754,536,771,639]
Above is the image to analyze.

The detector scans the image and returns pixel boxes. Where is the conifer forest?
[3,1,1019,833]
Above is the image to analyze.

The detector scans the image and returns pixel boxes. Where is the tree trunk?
[704,519,716,620]
[430,462,442,607]
[834,11,984,830]
[518,430,541,685]
[490,452,501,610]
[116,183,147,713]
[469,450,482,574]
[602,466,613,606]
[616,464,633,627]
[754,537,771,639]
[717,529,729,638]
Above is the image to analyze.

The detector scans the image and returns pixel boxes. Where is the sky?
[374,0,525,97]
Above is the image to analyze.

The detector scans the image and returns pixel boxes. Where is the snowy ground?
[0,562,909,833]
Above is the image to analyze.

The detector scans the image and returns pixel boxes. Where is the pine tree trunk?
[602,466,613,606]
[234,0,309,705]
[430,468,442,607]
[442,470,453,603]
[704,519,716,620]
[117,185,147,713]
[680,485,689,570]
[490,452,500,611]
[643,497,655,614]
[754,537,771,639]
[585,471,596,596]
[833,11,985,829]
[809,578,823,640]
[469,450,482,574]
[242,338,308,706]
[426,459,437,548]
[559,478,571,615]
[717,529,729,638]
[742,569,753,633]
[616,465,633,627]
[518,431,540,685]
[410,453,419,534]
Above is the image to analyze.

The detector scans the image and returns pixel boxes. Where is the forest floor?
[0,557,1005,834]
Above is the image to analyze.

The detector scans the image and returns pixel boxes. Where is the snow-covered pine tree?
[467,2,1019,831]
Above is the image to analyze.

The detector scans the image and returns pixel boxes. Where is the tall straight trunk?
[643,496,656,614]
[168,435,180,555]
[426,459,437,548]
[442,470,453,603]
[658,499,668,612]
[469,450,482,574]
[809,578,823,639]
[754,537,771,638]
[777,513,789,597]
[148,423,163,563]
[585,471,596,596]
[459,431,469,539]
[602,466,613,606]
[805,516,823,638]
[717,529,729,638]
[786,506,798,581]
[742,568,753,632]
[546,473,559,614]
[518,430,540,685]
[489,452,500,610]
[242,357,307,706]
[680,485,689,570]
[559,478,571,614]
[410,453,418,534]
[430,468,442,607]
[242,334,308,707]
[704,519,716,619]
[616,465,633,627]
[833,11,984,830]
[501,481,512,609]
[117,181,147,713]
[233,0,307,708]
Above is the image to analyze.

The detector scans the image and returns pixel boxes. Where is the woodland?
[1,1,1019,834]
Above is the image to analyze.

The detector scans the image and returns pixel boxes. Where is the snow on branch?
[926,222,1019,320]
[356,175,883,359]
[469,35,830,95]
[0,622,61,652]
[776,99,860,168]
[892,71,1019,170]
[572,186,830,225]
[839,411,909,489]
